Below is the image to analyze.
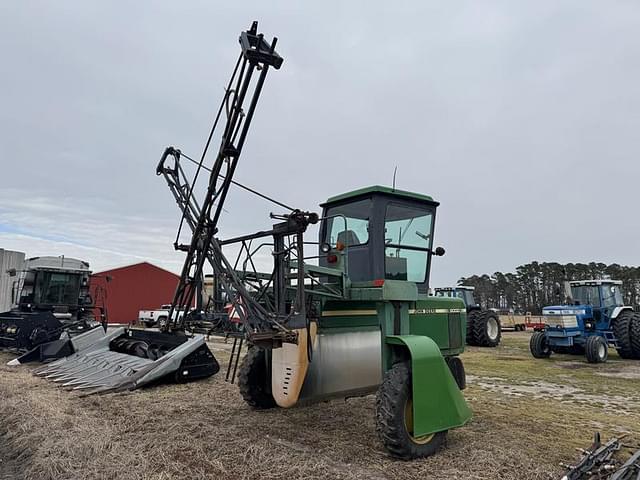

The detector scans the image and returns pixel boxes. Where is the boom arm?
[160,22,283,334]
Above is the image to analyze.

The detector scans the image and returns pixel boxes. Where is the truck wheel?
[631,313,640,359]
[445,356,466,390]
[466,311,480,346]
[471,311,502,347]
[157,316,169,331]
[237,347,276,409]
[530,332,551,358]
[585,336,608,364]
[375,362,447,459]
[612,310,635,359]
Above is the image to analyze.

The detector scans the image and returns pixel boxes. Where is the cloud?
[1,1,639,286]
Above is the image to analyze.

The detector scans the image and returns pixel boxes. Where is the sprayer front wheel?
[238,346,276,409]
[375,362,447,459]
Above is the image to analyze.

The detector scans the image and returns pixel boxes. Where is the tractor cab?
[434,286,479,311]
[568,280,624,319]
[543,280,624,331]
[318,185,443,292]
[532,279,638,363]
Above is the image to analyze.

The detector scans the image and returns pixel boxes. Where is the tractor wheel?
[585,336,608,364]
[612,310,635,359]
[375,362,447,459]
[445,356,466,390]
[631,313,640,359]
[466,310,480,346]
[237,347,276,409]
[530,332,551,358]
[471,311,502,347]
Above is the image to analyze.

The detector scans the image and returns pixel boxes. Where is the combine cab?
[0,256,103,361]
[434,286,501,347]
[530,280,640,363]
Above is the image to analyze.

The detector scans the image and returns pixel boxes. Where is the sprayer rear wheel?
[375,362,447,459]
[238,347,276,409]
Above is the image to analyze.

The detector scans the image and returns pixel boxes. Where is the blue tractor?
[530,280,640,363]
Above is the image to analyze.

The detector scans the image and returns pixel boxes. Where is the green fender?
[387,335,473,437]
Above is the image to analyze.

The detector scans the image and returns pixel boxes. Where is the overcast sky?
[1,1,639,286]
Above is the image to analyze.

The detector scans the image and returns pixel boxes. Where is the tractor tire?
[612,310,635,359]
[466,310,480,346]
[470,311,501,347]
[585,336,608,364]
[631,313,640,359]
[375,362,447,459]
[237,347,276,409]
[530,332,551,358]
[445,356,466,390]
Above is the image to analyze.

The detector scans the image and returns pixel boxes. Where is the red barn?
[90,262,181,324]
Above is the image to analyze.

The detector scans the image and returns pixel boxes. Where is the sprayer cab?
[319,185,444,291]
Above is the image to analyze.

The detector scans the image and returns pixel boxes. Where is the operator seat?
[337,230,361,247]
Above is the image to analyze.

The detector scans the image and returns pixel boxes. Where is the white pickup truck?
[138,304,187,328]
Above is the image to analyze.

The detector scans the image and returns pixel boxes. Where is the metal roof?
[435,286,475,291]
[569,279,622,286]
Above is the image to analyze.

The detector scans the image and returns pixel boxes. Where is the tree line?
[458,262,640,314]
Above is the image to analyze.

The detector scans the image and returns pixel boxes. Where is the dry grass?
[1,332,639,480]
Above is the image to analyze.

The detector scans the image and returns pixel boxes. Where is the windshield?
[324,199,371,247]
[601,284,624,307]
[570,285,600,307]
[384,204,434,283]
[33,271,82,306]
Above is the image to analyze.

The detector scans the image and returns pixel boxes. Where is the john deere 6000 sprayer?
[30,21,472,459]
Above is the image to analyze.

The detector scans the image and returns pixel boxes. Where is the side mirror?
[434,246,446,256]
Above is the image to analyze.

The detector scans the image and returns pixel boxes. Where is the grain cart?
[434,286,501,347]
[530,280,640,363]
[0,256,103,361]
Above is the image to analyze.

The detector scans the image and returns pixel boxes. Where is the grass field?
[1,332,639,480]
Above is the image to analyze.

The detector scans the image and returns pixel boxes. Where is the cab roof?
[322,185,437,206]
[435,286,475,291]
[569,279,622,286]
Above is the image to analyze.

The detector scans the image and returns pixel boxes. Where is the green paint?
[386,335,473,437]
[323,185,435,205]
[409,296,466,355]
